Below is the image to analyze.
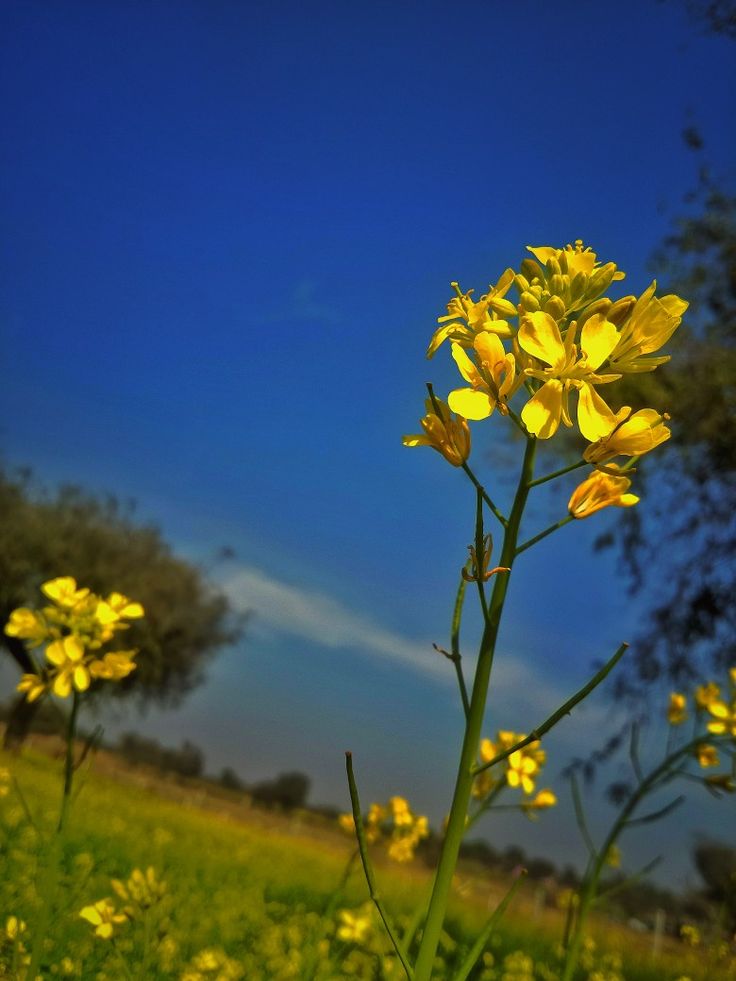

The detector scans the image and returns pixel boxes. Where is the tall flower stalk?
[344,241,692,979]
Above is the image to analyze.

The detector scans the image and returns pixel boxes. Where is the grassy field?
[0,741,732,980]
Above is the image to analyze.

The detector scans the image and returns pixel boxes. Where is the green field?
[0,744,731,980]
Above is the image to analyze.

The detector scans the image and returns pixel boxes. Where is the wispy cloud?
[221,564,575,717]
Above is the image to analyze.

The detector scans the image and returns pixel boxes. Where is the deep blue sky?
[1,0,734,887]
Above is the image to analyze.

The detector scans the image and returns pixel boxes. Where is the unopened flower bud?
[520,258,543,283]
[543,296,566,321]
[545,256,561,277]
[514,273,530,293]
[520,290,540,312]
[606,295,637,326]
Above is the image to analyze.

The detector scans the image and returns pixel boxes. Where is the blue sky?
[1,0,734,887]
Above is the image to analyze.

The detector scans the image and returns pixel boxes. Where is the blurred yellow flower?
[5,915,27,940]
[605,844,622,868]
[706,696,736,737]
[568,469,639,519]
[680,923,701,947]
[41,576,91,608]
[506,750,539,795]
[694,681,720,711]
[111,866,166,913]
[667,693,687,726]
[46,636,91,697]
[16,672,47,702]
[524,789,557,810]
[337,906,373,944]
[4,607,48,647]
[89,650,138,681]
[0,767,10,798]
[695,744,719,769]
[79,898,127,939]
[403,396,471,467]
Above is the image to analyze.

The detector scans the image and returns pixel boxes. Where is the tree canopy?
[0,467,245,744]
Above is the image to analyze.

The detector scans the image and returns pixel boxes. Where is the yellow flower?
[667,692,687,726]
[4,607,49,646]
[79,899,127,939]
[0,767,10,798]
[583,408,670,464]
[525,789,557,809]
[695,744,719,768]
[41,577,90,608]
[605,844,622,868]
[427,271,516,358]
[506,750,539,794]
[16,673,47,703]
[105,592,145,619]
[680,923,701,947]
[111,867,166,912]
[5,916,27,940]
[607,282,688,374]
[46,635,90,697]
[694,681,720,711]
[706,697,736,737]
[568,469,639,519]
[447,332,517,420]
[89,650,138,681]
[403,396,471,467]
[336,905,373,943]
[521,241,625,315]
[518,311,623,440]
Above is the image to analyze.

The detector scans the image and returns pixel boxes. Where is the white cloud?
[220,564,587,721]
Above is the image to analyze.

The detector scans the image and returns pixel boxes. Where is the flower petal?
[518,312,565,368]
[448,388,493,420]
[577,383,618,442]
[521,380,563,439]
[580,314,619,370]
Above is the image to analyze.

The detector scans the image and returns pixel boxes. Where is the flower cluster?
[79,866,166,943]
[5,576,144,701]
[472,731,556,816]
[339,795,430,862]
[668,669,736,787]
[405,242,687,516]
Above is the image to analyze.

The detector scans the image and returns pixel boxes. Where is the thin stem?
[528,458,587,488]
[629,721,644,785]
[594,856,662,904]
[473,486,491,624]
[474,642,629,776]
[570,773,597,859]
[515,515,574,556]
[345,752,414,980]
[452,870,528,981]
[461,462,507,528]
[413,435,538,981]
[450,571,470,718]
[58,691,80,833]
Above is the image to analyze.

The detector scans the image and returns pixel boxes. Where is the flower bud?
[576,298,612,330]
[548,273,566,297]
[545,256,562,277]
[606,295,637,326]
[520,258,543,283]
[514,273,530,293]
[520,290,540,312]
[543,296,566,321]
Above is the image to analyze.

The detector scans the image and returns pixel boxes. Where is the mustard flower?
[568,469,639,519]
[694,681,721,711]
[46,635,91,697]
[706,697,736,738]
[16,673,47,702]
[427,271,516,358]
[5,916,27,941]
[4,607,48,647]
[111,866,166,914]
[521,241,625,316]
[583,408,670,464]
[41,576,91,608]
[518,311,622,440]
[607,282,688,374]
[403,396,471,467]
[506,750,540,794]
[79,899,127,939]
[667,692,688,726]
[695,744,719,769]
[337,906,373,944]
[89,650,138,681]
[447,332,517,420]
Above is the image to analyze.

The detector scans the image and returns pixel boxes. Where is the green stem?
[561,734,717,981]
[528,459,587,488]
[461,462,507,528]
[451,870,527,981]
[413,435,537,981]
[450,571,470,719]
[516,515,574,556]
[345,752,414,979]
[473,642,628,777]
[58,691,80,833]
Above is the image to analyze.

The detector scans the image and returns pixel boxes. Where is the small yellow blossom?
[16,672,47,702]
[89,650,137,681]
[695,744,719,768]
[0,766,10,798]
[694,681,720,710]
[518,311,622,441]
[607,282,688,374]
[111,866,166,913]
[105,591,145,619]
[336,905,373,943]
[448,332,518,421]
[427,271,516,358]
[79,899,127,939]
[605,844,622,868]
[583,408,670,464]
[521,242,625,317]
[4,607,48,646]
[706,696,736,738]
[568,469,639,519]
[403,396,471,467]
[680,923,701,946]
[506,750,540,795]
[46,635,90,697]
[41,576,91,608]
[668,692,688,726]
[523,789,557,810]
[5,915,27,940]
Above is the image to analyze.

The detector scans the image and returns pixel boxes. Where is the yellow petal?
[74,665,90,691]
[577,383,617,442]
[448,388,493,420]
[450,343,480,386]
[580,315,619,370]
[521,380,563,438]
[53,671,72,698]
[518,312,565,368]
